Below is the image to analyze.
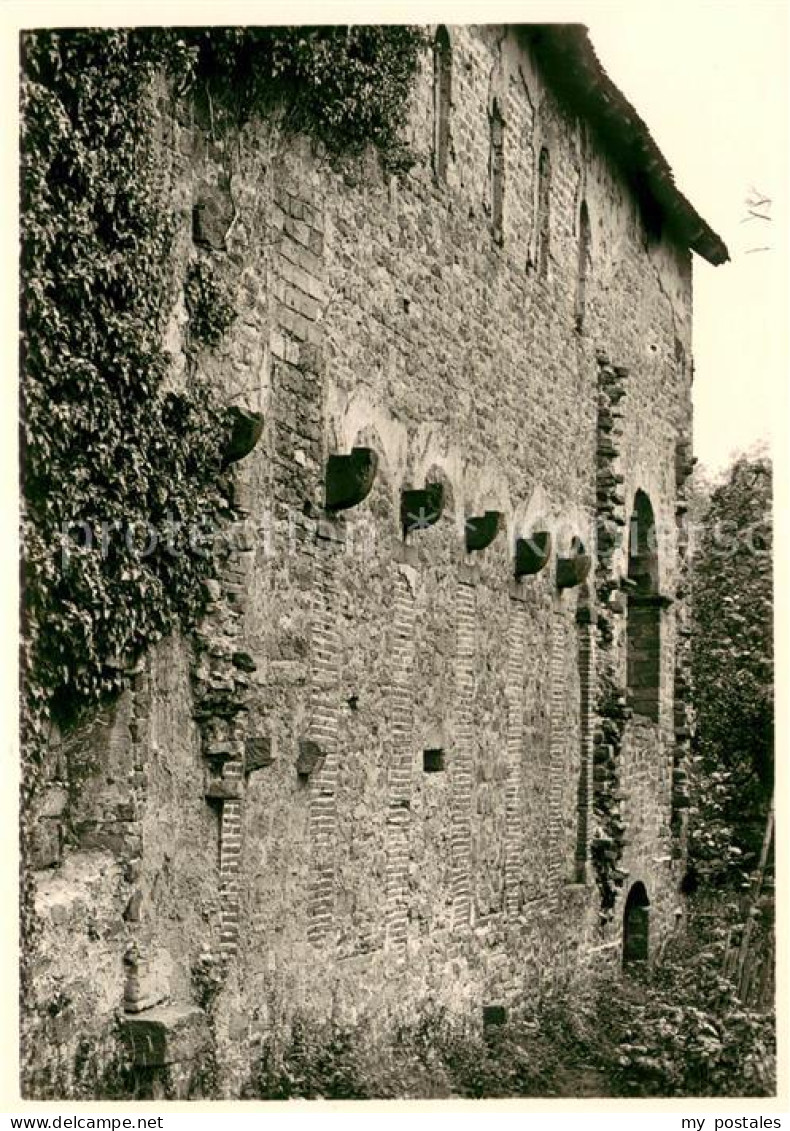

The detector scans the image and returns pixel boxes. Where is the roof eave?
[517,24,729,267]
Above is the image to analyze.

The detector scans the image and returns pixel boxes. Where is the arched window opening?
[432,27,452,181]
[638,181,664,247]
[537,147,551,276]
[623,881,650,968]
[626,490,661,722]
[490,100,505,245]
[575,200,591,330]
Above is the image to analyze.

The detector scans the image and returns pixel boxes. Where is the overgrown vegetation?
[20,24,426,1091]
[175,27,427,171]
[677,448,775,1042]
[184,260,237,348]
[21,26,773,1104]
[251,925,775,1099]
[612,927,774,1096]
[21,21,426,749]
[688,451,773,889]
[590,674,629,918]
[20,37,228,1076]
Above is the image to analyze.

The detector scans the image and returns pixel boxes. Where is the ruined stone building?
[24,24,729,1096]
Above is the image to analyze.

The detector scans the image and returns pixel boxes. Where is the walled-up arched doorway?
[626,490,661,722]
[623,881,650,968]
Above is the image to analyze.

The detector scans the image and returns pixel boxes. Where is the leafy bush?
[21,28,228,734]
[184,260,237,348]
[689,453,773,884]
[20,26,426,1095]
[250,932,775,1100]
[605,933,775,1097]
[21,24,427,746]
[20,36,229,1073]
[176,27,428,171]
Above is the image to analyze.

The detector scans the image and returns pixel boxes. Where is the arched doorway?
[623,881,650,968]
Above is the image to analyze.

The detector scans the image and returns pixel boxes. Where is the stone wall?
[24,25,695,1097]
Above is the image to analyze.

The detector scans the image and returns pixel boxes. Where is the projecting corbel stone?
[297,738,325,778]
[401,483,445,536]
[325,447,378,512]
[222,406,264,468]
[465,511,504,553]
[204,778,243,802]
[557,539,592,589]
[245,736,274,773]
[514,531,552,578]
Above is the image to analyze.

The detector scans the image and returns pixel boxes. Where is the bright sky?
[581,2,788,475]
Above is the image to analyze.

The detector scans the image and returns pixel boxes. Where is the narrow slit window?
[626,491,661,722]
[575,200,591,330]
[490,100,505,245]
[537,147,551,276]
[433,27,452,181]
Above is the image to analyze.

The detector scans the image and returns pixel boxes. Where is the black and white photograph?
[8,0,786,1110]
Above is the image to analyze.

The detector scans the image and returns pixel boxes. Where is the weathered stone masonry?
[23,24,728,1097]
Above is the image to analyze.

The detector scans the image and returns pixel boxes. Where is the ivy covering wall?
[19,21,426,1047]
[21,22,425,735]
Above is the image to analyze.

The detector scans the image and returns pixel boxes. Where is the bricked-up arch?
[623,881,650,967]
[432,27,452,181]
[537,147,551,276]
[575,200,591,330]
[574,584,595,881]
[626,490,661,722]
[490,99,505,245]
